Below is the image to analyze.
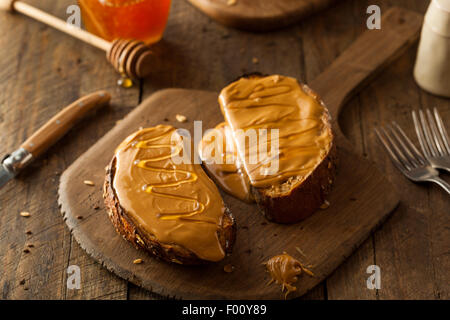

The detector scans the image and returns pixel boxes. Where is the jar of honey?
[78,0,171,44]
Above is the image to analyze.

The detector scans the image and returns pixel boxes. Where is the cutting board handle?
[310,7,423,125]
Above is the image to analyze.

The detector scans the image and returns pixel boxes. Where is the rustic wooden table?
[0,0,448,300]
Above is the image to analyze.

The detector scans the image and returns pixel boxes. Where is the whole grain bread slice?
[104,156,236,265]
[221,74,337,223]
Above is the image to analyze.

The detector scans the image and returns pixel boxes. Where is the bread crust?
[228,74,338,224]
[252,143,337,223]
[103,157,236,265]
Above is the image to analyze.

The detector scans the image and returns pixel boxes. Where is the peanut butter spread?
[219,75,333,189]
[198,122,254,203]
[265,252,311,297]
[112,125,226,262]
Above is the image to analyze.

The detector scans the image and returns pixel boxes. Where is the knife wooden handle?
[20,91,111,158]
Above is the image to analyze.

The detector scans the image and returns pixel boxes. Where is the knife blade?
[0,90,111,189]
[0,163,15,189]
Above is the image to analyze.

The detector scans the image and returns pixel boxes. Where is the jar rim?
[97,0,147,8]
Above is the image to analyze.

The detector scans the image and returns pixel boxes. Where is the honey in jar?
[78,0,171,44]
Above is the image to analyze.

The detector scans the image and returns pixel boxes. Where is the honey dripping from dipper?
[118,74,133,88]
[117,65,133,88]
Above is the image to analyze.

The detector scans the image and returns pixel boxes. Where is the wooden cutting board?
[58,8,422,299]
[186,0,339,31]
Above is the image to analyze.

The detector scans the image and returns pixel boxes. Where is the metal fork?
[413,108,450,173]
[375,123,450,195]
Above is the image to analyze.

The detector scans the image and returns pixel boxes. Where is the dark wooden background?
[0,0,448,299]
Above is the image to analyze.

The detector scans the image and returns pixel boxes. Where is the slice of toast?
[217,74,337,223]
[103,125,235,265]
[198,122,254,203]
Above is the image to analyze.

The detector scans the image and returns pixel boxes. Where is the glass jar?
[78,0,171,44]
[414,0,450,97]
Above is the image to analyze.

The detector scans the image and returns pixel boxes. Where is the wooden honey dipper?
[0,0,153,79]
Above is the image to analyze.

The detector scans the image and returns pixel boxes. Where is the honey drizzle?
[133,130,207,222]
[220,75,332,188]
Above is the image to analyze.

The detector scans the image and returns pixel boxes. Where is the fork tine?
[384,125,415,169]
[419,109,439,157]
[433,108,450,155]
[375,128,408,173]
[426,109,445,156]
[412,110,431,157]
[376,127,411,171]
[389,123,419,167]
[391,121,426,166]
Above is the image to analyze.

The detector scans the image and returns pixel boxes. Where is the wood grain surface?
[0,0,448,300]
[186,0,339,31]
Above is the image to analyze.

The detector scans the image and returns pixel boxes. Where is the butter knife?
[0,90,111,189]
